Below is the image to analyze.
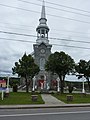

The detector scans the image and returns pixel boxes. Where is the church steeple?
[33,0,52,88]
[36,0,49,44]
[41,0,46,19]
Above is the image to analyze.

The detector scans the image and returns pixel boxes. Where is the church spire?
[36,0,49,44]
[39,0,47,24]
[41,0,46,19]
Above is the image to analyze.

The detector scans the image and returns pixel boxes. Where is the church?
[33,1,54,91]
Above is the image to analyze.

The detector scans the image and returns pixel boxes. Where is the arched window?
[40,58,45,70]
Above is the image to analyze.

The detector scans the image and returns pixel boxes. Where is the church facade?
[33,1,53,91]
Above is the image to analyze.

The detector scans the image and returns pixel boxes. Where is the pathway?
[41,94,65,105]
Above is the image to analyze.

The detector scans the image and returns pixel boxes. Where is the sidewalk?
[0,94,90,109]
[41,94,65,105]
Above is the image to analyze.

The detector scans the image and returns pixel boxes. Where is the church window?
[40,58,45,70]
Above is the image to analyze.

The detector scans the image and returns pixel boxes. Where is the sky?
[0,0,90,76]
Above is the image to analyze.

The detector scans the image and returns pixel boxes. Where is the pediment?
[39,42,47,47]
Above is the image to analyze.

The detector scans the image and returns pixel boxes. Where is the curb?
[0,104,90,109]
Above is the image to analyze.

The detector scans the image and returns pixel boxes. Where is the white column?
[41,82,43,90]
[37,32,39,38]
[6,76,9,93]
[47,83,49,90]
[40,29,42,38]
[7,76,9,88]
[44,75,46,89]
[82,76,85,93]
[32,76,36,91]
[1,90,4,100]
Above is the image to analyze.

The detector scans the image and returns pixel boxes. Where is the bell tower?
[36,0,49,44]
[33,0,52,89]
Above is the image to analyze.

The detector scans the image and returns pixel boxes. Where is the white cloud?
[0,0,90,74]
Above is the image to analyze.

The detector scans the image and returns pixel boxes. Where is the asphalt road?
[0,107,90,120]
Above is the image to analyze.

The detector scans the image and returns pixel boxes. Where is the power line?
[0,24,34,32]
[0,3,90,24]
[0,1,90,38]
[0,30,90,44]
[0,31,90,50]
[50,37,90,44]
[18,0,90,18]
[0,3,40,13]
[52,28,89,35]
[0,30,36,37]
[0,16,89,37]
[0,37,90,50]
[0,37,35,43]
[0,20,35,29]
[36,0,90,14]
[50,32,90,40]
[52,43,90,50]
[0,22,90,38]
[0,20,89,35]
[47,13,90,24]
[1,24,90,40]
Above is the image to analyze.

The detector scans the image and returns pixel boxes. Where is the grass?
[0,92,45,105]
[52,93,90,104]
[1,92,90,105]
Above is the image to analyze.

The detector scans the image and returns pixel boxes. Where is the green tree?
[12,53,40,92]
[75,59,90,91]
[45,51,75,93]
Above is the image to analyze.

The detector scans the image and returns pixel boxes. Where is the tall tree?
[45,51,75,93]
[75,59,90,91]
[12,53,40,92]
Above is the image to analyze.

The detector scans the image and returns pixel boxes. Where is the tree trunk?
[60,80,64,93]
[87,78,90,92]
[25,76,29,93]
[59,75,65,94]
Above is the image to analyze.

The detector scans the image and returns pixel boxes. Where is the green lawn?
[52,93,90,104]
[0,92,44,105]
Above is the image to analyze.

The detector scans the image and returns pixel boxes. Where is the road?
[0,107,90,120]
